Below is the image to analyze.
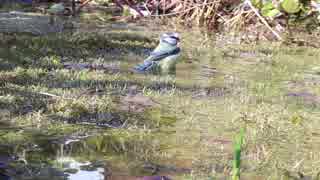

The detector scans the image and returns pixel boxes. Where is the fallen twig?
[245,0,282,41]
[37,92,74,100]
[77,0,94,14]
[38,92,61,98]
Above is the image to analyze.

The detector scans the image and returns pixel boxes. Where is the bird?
[133,32,181,75]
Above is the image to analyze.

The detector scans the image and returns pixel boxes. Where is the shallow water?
[1,6,320,180]
[56,157,104,180]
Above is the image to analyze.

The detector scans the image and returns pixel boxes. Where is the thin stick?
[292,159,304,170]
[143,2,152,15]
[38,92,61,98]
[77,0,94,13]
[38,92,73,100]
[245,0,282,41]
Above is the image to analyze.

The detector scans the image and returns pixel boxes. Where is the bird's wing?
[133,42,180,73]
[145,43,180,62]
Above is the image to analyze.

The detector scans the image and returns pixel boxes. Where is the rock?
[80,164,97,171]
[64,168,78,174]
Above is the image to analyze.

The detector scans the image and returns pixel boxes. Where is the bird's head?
[160,32,180,46]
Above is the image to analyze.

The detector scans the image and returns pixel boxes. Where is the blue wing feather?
[133,40,180,73]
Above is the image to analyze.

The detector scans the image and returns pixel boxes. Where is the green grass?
[1,14,320,179]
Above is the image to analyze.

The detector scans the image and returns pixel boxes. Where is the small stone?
[64,168,78,174]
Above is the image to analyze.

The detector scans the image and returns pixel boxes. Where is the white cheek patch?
[162,37,178,46]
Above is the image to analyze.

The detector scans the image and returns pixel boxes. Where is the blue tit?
[133,32,181,75]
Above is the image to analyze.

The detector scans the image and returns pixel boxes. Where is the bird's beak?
[172,37,180,44]
[177,38,180,43]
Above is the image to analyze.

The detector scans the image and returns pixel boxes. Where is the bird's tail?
[133,60,156,73]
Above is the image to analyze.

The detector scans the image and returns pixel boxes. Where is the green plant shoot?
[232,128,245,180]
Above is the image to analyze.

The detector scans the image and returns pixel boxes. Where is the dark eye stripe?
[170,36,180,41]
[162,39,177,45]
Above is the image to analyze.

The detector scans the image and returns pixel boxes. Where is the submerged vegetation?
[1,0,320,180]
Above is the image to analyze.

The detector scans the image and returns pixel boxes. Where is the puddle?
[56,157,105,180]
[0,11,66,35]
[0,132,187,180]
